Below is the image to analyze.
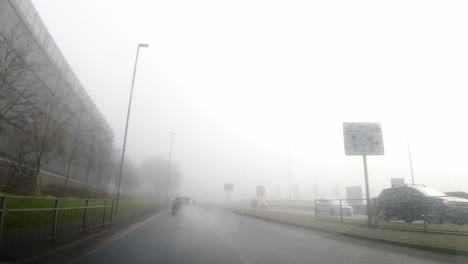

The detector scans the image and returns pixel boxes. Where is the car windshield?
[412,186,447,197]
[3,1,468,263]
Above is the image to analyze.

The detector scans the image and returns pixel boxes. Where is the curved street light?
[115,43,149,214]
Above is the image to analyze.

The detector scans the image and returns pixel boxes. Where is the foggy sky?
[31,0,468,201]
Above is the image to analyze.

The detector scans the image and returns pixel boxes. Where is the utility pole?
[166,132,176,205]
[288,145,291,200]
[408,143,414,184]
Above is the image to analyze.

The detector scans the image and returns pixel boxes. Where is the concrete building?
[0,0,114,193]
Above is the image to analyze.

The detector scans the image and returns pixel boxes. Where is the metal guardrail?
[0,196,114,250]
[313,198,468,235]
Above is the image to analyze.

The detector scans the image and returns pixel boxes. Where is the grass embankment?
[1,191,160,227]
[230,206,468,254]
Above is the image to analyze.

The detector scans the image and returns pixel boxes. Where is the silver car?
[316,200,353,216]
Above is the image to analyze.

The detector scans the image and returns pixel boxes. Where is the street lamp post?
[408,143,415,184]
[166,132,176,205]
[288,145,291,200]
[115,43,149,214]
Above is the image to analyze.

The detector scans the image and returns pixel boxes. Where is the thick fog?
[31,0,468,202]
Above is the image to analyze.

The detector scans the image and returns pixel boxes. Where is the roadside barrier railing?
[0,196,114,250]
[314,198,468,234]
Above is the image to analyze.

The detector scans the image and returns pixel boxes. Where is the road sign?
[346,186,363,205]
[343,122,385,226]
[256,186,265,197]
[391,178,405,188]
[224,183,233,192]
[343,122,384,156]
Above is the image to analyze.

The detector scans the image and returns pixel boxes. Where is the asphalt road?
[79,206,468,264]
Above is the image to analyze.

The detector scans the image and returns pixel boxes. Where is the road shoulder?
[21,211,160,264]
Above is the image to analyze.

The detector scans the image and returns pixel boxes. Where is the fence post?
[82,199,89,232]
[373,199,378,228]
[50,199,59,244]
[0,197,7,250]
[423,207,428,233]
[339,199,343,224]
[314,200,318,220]
[102,200,107,227]
[110,200,114,224]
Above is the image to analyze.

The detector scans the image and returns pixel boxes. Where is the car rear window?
[175,197,191,202]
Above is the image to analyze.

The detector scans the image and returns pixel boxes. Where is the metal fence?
[314,199,468,234]
[0,196,114,251]
[0,157,113,196]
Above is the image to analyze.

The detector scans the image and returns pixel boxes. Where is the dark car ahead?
[172,196,195,216]
[375,185,468,224]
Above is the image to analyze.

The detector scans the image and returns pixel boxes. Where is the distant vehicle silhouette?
[172,196,195,216]
[251,198,268,208]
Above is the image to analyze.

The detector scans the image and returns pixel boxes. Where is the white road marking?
[71,213,161,263]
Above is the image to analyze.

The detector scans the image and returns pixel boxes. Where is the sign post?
[224,183,233,204]
[346,186,363,205]
[256,185,265,197]
[391,178,405,188]
[343,122,384,225]
[363,155,370,223]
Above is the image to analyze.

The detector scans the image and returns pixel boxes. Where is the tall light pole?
[115,43,149,214]
[166,132,176,205]
[408,143,415,184]
[288,145,291,200]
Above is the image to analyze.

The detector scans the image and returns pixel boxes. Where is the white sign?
[256,186,265,197]
[391,178,405,188]
[343,122,384,156]
[224,183,233,192]
[346,186,363,199]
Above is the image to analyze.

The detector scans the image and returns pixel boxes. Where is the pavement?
[75,205,467,264]
[15,207,159,264]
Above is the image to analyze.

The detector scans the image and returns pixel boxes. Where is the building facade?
[0,0,115,194]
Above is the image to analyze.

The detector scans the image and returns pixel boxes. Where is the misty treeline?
[122,158,182,199]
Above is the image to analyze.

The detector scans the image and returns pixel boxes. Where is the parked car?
[251,197,268,208]
[172,196,195,216]
[375,185,468,224]
[316,200,353,216]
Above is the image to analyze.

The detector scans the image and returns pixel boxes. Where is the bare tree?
[4,127,35,191]
[137,157,183,197]
[89,134,110,192]
[0,24,41,134]
[29,83,69,194]
[82,131,97,194]
[62,105,89,195]
[122,158,140,194]
[105,148,121,194]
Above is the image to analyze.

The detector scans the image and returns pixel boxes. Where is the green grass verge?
[2,195,111,227]
[1,193,160,227]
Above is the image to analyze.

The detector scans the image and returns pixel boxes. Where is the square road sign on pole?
[224,183,233,192]
[343,122,384,156]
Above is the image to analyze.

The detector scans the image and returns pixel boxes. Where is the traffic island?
[229,206,468,255]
